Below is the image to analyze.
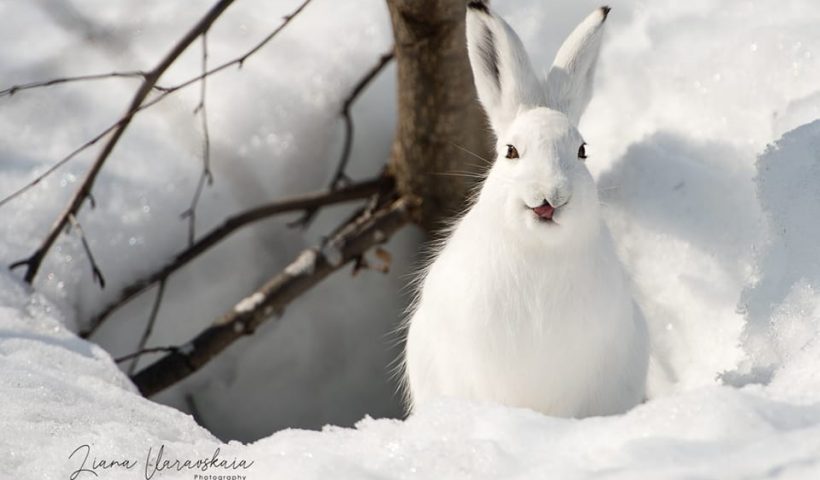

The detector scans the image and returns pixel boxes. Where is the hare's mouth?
[530,200,556,223]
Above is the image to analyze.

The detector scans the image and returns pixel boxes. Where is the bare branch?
[0,121,123,210]
[127,280,167,375]
[8,212,107,289]
[115,345,179,364]
[0,71,151,98]
[333,50,396,188]
[290,49,395,228]
[136,0,317,101]
[182,32,215,246]
[80,176,390,338]
[1,0,316,214]
[131,195,413,397]
[68,214,106,289]
[10,0,239,285]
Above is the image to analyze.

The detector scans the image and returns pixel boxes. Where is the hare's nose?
[548,189,571,209]
[532,200,555,220]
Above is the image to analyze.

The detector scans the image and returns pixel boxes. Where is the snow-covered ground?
[2,0,820,478]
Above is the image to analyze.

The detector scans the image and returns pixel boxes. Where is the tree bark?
[386,0,491,232]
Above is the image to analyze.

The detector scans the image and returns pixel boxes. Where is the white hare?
[402,2,649,417]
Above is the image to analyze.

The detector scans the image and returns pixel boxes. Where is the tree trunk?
[386,0,492,232]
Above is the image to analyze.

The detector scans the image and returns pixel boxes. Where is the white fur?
[402,4,648,417]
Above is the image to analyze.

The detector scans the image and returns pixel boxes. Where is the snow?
[234,292,265,314]
[3,262,820,479]
[733,120,820,393]
[284,249,319,277]
[0,271,219,479]
[2,0,820,478]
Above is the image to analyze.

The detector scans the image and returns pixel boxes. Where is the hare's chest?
[422,243,627,367]
[406,230,646,416]
[432,245,620,328]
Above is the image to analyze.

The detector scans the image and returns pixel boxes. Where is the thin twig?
[0,83,193,211]
[14,214,107,288]
[182,32,214,246]
[115,345,179,364]
[0,121,125,210]
[80,175,390,338]
[131,194,413,397]
[69,214,106,288]
[127,280,167,375]
[0,71,151,98]
[181,172,209,246]
[10,0,239,285]
[332,50,395,188]
[0,0,316,213]
[290,49,395,228]
[138,0,317,100]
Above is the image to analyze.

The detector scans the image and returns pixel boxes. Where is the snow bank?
[0,271,219,480]
[3,245,820,479]
[246,392,820,479]
[732,119,820,397]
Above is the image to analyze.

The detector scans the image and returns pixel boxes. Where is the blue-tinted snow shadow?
[596,131,763,389]
[0,328,98,359]
[729,120,820,384]
[598,131,761,279]
[600,122,820,388]
[741,120,820,323]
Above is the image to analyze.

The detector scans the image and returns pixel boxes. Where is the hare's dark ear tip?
[467,1,490,14]
[600,6,612,20]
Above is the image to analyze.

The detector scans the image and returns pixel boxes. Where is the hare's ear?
[545,7,610,126]
[466,1,544,134]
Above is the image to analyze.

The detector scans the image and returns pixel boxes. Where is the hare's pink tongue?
[533,203,555,220]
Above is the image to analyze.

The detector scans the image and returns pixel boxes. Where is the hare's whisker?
[431,171,487,180]
[450,142,494,166]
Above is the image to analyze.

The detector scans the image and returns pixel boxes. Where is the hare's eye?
[577,143,588,160]
[505,144,519,160]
